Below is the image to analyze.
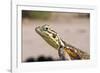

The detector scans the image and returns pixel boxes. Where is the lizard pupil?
[46,27,48,30]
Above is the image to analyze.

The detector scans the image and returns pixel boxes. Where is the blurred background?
[22,10,90,62]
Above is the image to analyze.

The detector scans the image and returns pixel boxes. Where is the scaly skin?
[35,24,90,60]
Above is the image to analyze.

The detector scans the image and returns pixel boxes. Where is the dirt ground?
[22,15,90,62]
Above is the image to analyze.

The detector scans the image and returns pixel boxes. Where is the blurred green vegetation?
[22,10,51,20]
[77,13,90,18]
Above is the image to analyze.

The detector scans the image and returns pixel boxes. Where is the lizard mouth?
[35,26,40,33]
[35,26,40,32]
[35,26,42,35]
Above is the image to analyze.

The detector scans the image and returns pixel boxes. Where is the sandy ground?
[22,17,90,62]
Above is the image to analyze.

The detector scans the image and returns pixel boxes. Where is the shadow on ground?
[24,55,60,62]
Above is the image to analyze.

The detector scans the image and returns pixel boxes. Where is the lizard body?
[35,24,90,60]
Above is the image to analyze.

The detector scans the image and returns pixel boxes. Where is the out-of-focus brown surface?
[22,12,90,62]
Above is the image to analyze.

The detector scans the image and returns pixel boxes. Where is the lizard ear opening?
[52,34,56,38]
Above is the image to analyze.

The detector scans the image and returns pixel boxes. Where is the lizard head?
[35,24,60,49]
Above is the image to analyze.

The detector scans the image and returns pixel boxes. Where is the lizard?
[35,24,90,60]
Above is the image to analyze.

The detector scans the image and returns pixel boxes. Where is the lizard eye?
[44,27,48,31]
